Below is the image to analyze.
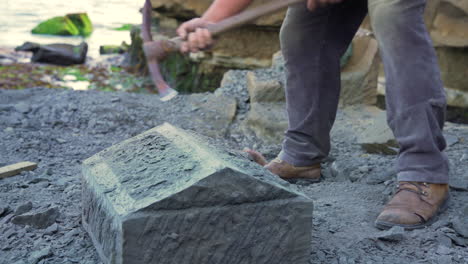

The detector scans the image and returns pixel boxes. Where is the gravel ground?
[0,85,467,264]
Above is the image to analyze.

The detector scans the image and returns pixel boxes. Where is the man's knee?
[280,21,305,61]
[369,0,425,39]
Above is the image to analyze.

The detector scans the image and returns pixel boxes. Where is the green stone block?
[67,13,94,37]
[31,16,79,36]
[31,13,93,37]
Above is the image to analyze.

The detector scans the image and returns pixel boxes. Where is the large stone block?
[82,123,313,264]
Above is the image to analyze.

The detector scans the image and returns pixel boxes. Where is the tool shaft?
[169,0,305,50]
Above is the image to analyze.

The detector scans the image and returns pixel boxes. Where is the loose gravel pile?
[1,85,467,264]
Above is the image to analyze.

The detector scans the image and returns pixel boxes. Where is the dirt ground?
[0,87,467,264]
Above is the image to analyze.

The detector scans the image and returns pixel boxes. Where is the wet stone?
[82,123,313,264]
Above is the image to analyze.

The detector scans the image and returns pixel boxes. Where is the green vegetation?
[0,64,152,93]
[99,43,129,55]
[113,24,133,31]
[31,13,93,36]
[67,13,94,36]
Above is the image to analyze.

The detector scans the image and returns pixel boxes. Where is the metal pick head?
[159,88,178,102]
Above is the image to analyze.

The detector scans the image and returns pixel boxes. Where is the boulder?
[430,1,468,47]
[436,46,468,93]
[31,16,79,36]
[15,42,88,66]
[82,123,313,264]
[31,13,93,37]
[330,106,398,155]
[247,71,285,103]
[340,33,379,107]
[66,13,94,36]
[244,102,288,143]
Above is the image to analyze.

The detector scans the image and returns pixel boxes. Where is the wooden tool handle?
[167,0,305,50]
[206,0,304,36]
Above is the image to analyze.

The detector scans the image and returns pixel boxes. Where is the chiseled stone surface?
[82,123,313,264]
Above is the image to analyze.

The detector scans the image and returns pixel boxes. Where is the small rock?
[4,127,14,133]
[358,166,371,173]
[445,233,466,247]
[28,246,52,264]
[437,234,453,248]
[460,153,467,162]
[452,217,468,238]
[14,201,33,215]
[436,245,452,255]
[330,160,354,182]
[12,207,59,229]
[433,219,450,230]
[0,213,15,225]
[56,138,67,144]
[14,103,31,114]
[44,223,59,235]
[28,178,50,184]
[437,255,453,264]
[0,205,9,217]
[377,226,406,242]
[445,134,459,148]
[365,169,396,185]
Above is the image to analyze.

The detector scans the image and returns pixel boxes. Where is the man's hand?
[177,18,214,54]
[307,0,343,11]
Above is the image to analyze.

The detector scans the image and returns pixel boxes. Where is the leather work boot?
[375,182,450,230]
[265,158,321,182]
[244,148,321,182]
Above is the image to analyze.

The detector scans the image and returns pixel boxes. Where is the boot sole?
[374,193,451,230]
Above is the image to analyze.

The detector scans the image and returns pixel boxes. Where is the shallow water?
[0,0,143,57]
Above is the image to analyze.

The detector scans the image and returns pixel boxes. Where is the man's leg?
[278,1,368,168]
[369,0,450,229]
